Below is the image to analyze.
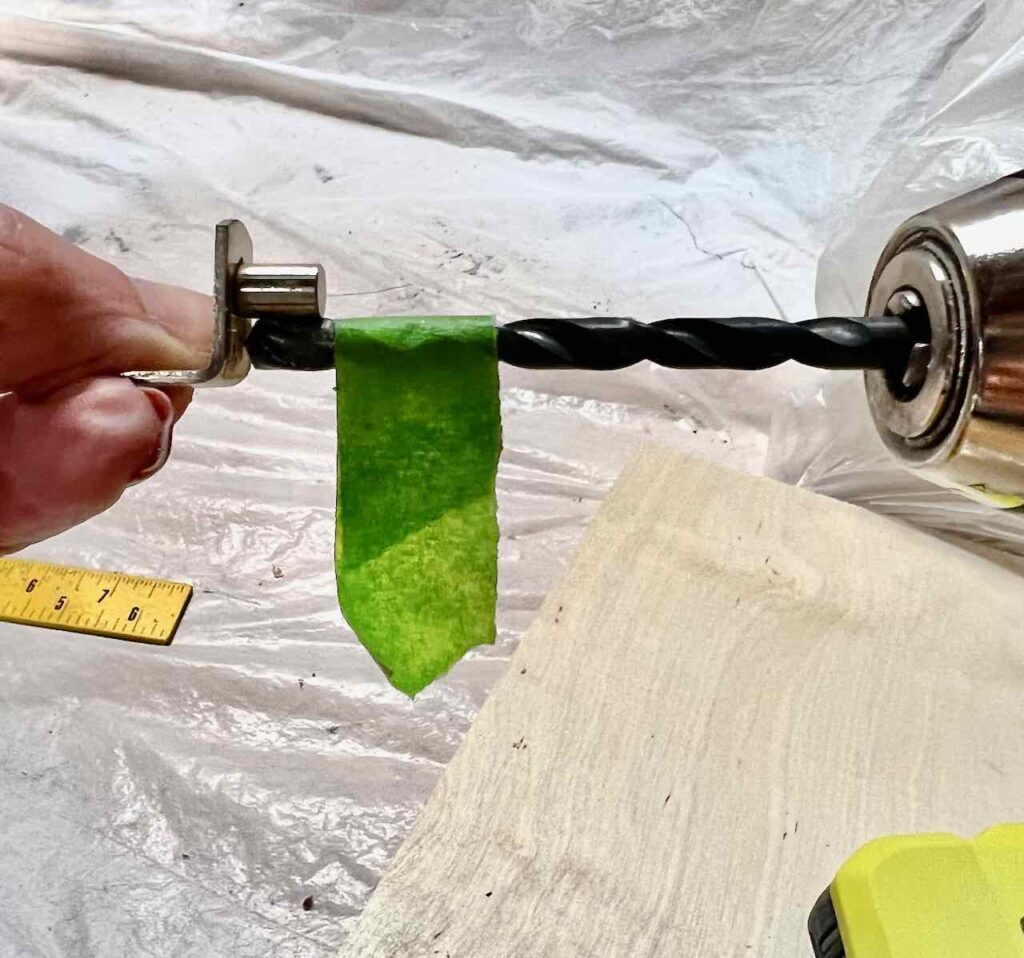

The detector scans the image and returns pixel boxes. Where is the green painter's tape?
[335,316,501,697]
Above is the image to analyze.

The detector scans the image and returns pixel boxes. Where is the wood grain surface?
[344,447,1024,957]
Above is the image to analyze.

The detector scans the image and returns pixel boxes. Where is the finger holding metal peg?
[128,219,328,388]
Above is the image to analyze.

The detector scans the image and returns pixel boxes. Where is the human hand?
[0,206,212,554]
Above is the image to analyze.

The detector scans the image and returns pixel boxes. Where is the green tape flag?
[335,316,501,697]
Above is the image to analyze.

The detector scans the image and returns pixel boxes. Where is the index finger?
[0,205,212,397]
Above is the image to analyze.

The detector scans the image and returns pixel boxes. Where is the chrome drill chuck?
[865,171,1024,503]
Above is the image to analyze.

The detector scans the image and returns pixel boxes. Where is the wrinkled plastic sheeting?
[0,1,1004,954]
[773,0,1024,550]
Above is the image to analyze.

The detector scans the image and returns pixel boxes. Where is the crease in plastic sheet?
[0,0,1015,954]
[334,316,500,697]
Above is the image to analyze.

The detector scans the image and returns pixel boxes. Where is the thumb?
[0,205,212,397]
[0,377,185,554]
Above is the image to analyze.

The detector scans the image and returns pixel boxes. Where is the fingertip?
[0,378,177,550]
[132,387,175,483]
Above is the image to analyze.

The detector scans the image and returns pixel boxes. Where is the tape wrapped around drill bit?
[335,316,501,696]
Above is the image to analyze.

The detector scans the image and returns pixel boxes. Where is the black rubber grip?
[808,886,846,958]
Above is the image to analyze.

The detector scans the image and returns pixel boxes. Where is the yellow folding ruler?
[0,558,192,646]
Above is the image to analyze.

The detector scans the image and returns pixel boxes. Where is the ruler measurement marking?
[0,559,190,647]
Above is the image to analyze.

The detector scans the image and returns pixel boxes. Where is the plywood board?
[344,447,1024,957]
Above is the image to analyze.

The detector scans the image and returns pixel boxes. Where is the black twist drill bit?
[495,315,914,370]
[246,314,916,373]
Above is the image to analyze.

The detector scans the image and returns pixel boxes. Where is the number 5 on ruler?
[0,559,192,645]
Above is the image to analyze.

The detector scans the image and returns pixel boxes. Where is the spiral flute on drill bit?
[246,314,916,374]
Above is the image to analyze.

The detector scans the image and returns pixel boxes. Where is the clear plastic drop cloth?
[772,0,1024,549]
[0,1,1013,954]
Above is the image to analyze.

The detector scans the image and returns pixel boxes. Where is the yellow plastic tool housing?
[832,825,1024,957]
